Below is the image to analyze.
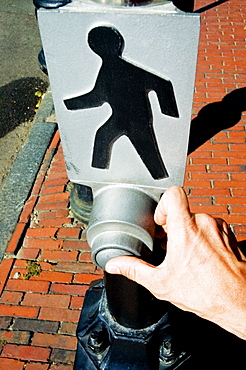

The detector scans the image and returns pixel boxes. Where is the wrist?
[210,261,246,340]
[217,310,246,340]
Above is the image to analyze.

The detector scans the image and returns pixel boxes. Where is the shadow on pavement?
[188,86,246,251]
[0,77,48,138]
[188,87,246,155]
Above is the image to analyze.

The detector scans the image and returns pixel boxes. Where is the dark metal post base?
[74,279,191,370]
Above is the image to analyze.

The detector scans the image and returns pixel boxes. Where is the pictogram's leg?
[92,118,123,169]
[129,128,169,180]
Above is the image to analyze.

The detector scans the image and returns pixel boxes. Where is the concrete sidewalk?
[0,0,245,368]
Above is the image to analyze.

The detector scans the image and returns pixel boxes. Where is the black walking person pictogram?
[64,26,179,180]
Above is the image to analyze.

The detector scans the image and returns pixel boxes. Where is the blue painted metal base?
[74,279,192,370]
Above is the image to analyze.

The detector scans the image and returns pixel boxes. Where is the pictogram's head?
[88,26,124,58]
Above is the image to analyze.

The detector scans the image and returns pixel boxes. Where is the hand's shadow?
[188,87,246,251]
[188,87,246,155]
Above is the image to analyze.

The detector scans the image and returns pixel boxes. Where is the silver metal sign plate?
[38,1,200,199]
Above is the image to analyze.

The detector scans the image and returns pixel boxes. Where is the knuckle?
[195,213,219,229]
[123,263,139,282]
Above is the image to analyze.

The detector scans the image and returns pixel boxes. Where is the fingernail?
[105,265,120,274]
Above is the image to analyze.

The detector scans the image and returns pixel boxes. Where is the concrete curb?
[0,87,57,260]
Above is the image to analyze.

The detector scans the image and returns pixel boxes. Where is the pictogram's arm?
[147,74,179,118]
[64,80,105,110]
[64,91,104,110]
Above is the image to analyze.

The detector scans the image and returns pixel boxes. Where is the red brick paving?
[0,0,245,368]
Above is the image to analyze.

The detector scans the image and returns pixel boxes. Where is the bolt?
[160,340,176,364]
[88,325,109,354]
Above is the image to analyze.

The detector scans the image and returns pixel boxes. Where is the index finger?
[154,186,193,234]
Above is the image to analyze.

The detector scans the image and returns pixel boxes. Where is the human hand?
[105,185,246,340]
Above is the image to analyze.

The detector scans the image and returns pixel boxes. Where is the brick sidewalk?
[0,0,245,369]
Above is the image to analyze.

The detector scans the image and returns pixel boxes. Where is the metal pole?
[36,2,200,368]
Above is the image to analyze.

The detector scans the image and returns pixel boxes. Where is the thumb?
[105,256,159,292]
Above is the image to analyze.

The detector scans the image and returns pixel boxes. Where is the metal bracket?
[33,0,71,9]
